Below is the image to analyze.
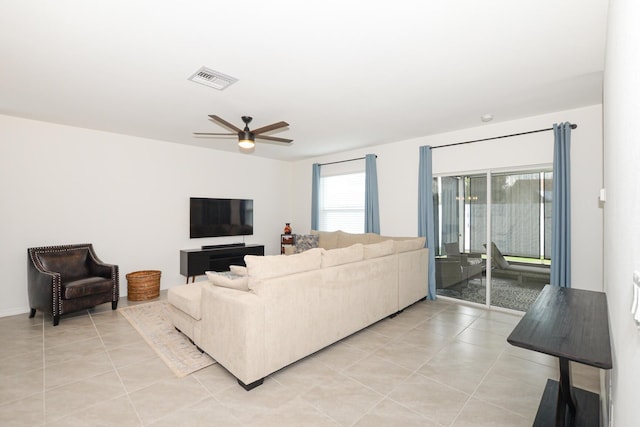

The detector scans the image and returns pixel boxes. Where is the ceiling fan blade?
[193,132,236,136]
[250,121,289,135]
[208,115,242,133]
[255,135,293,143]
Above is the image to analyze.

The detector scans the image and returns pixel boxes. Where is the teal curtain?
[311,163,320,230]
[550,123,572,287]
[365,154,380,233]
[418,146,436,299]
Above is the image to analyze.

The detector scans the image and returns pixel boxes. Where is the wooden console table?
[507,285,612,427]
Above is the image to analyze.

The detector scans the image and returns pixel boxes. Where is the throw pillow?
[294,234,320,253]
[229,265,248,276]
[205,271,249,291]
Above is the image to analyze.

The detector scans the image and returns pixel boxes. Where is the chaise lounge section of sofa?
[168,231,428,390]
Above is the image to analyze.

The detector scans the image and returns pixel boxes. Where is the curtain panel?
[364,154,380,233]
[550,122,572,287]
[311,163,320,230]
[418,146,437,299]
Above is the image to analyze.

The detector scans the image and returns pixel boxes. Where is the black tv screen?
[190,198,254,238]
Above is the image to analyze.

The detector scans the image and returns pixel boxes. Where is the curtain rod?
[318,154,376,167]
[431,123,577,150]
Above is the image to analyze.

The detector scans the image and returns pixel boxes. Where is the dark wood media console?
[180,244,264,283]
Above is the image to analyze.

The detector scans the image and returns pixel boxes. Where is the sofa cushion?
[321,244,364,268]
[293,234,319,253]
[167,282,207,320]
[245,247,323,280]
[364,240,396,259]
[311,230,339,250]
[394,237,426,253]
[205,271,249,291]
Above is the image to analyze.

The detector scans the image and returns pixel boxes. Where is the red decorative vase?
[284,223,292,234]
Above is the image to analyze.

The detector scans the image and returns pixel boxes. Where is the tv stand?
[180,244,264,283]
[202,243,246,250]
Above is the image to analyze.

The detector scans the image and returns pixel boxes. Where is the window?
[318,172,365,233]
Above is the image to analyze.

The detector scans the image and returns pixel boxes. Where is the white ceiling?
[0,1,609,161]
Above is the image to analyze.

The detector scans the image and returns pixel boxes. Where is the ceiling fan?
[193,115,292,149]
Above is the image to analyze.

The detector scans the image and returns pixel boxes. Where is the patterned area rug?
[119,301,215,377]
[438,277,545,312]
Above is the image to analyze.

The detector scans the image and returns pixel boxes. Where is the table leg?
[555,357,577,426]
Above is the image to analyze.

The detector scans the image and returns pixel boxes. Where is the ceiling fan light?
[238,139,255,149]
[238,130,255,149]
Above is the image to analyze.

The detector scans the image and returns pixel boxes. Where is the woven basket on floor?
[126,270,161,301]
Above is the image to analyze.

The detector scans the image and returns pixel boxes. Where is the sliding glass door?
[434,174,487,305]
[434,168,551,311]
[489,171,551,310]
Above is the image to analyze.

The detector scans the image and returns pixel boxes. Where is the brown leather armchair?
[27,244,119,326]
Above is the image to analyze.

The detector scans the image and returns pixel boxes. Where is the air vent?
[188,67,238,90]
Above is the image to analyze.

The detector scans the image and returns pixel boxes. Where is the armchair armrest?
[27,250,62,316]
[86,246,117,278]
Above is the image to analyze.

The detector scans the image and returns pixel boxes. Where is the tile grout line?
[88,310,145,426]
[41,315,45,427]
[347,309,460,426]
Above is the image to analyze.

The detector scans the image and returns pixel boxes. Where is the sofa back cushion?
[364,240,396,259]
[394,237,426,253]
[245,247,323,280]
[321,244,364,268]
[311,230,339,250]
[335,230,366,248]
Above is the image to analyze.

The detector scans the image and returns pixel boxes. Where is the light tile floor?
[0,292,600,426]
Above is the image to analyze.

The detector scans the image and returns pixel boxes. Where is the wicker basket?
[126,270,161,301]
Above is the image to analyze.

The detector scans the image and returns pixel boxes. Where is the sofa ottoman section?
[168,282,206,344]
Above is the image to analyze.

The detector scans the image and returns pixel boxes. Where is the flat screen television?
[190,197,254,238]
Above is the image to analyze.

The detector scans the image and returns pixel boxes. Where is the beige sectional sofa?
[168,230,428,390]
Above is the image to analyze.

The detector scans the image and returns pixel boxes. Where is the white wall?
[603,0,640,425]
[291,105,604,292]
[0,114,291,317]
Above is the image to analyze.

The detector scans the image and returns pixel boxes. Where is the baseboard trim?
[0,306,30,318]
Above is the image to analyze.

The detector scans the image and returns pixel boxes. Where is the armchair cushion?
[62,277,116,299]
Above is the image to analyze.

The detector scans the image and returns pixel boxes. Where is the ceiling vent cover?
[188,67,238,90]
